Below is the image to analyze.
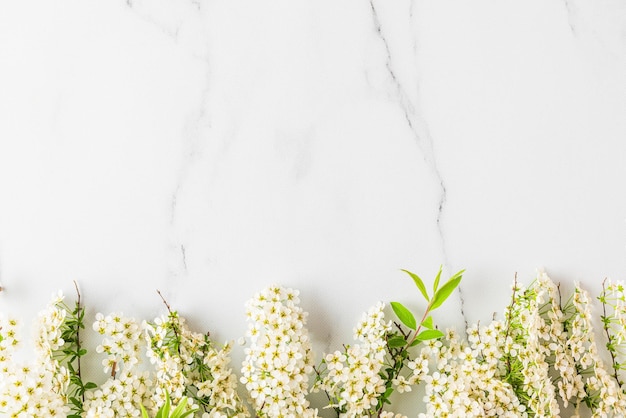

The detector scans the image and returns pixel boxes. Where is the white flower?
[93,312,143,376]
[242,285,317,418]
[421,324,526,418]
[0,294,71,417]
[145,310,248,417]
[572,284,626,415]
[313,302,390,417]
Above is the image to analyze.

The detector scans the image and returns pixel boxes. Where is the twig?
[475,320,487,359]
[156,289,174,315]
[601,278,621,384]
[73,280,85,401]
[393,321,410,339]
[312,365,332,403]
[504,273,518,374]
[156,289,181,354]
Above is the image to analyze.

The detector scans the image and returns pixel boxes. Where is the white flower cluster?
[195,341,248,418]
[0,294,70,417]
[0,315,19,368]
[504,275,560,416]
[540,276,585,409]
[313,302,392,417]
[392,346,429,394]
[572,285,626,416]
[415,272,626,418]
[379,413,407,418]
[418,326,525,418]
[85,312,150,417]
[145,312,248,418]
[0,315,20,412]
[83,368,151,418]
[93,312,144,376]
[241,285,317,418]
[34,292,67,358]
[0,365,70,417]
[603,280,626,351]
[145,314,188,408]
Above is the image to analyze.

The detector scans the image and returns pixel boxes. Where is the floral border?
[0,270,625,417]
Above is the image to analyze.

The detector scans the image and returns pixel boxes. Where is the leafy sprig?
[378,267,463,413]
[145,291,248,416]
[141,390,198,418]
[599,278,626,384]
[391,267,463,346]
[54,282,97,418]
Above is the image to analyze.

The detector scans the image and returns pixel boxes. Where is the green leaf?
[430,270,464,311]
[433,265,442,293]
[401,269,429,301]
[391,302,416,330]
[176,408,199,418]
[166,397,199,418]
[170,397,188,418]
[156,391,170,418]
[415,329,444,341]
[421,315,434,329]
[449,269,464,283]
[140,405,150,418]
[387,335,407,348]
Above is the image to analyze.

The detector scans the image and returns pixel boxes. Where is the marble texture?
[1,0,626,414]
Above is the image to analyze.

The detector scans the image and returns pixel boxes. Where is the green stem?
[73,281,85,402]
[375,304,433,416]
[157,290,182,355]
[504,273,519,376]
[406,302,433,347]
[601,278,622,385]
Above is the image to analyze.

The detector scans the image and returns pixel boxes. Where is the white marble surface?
[1,0,626,414]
